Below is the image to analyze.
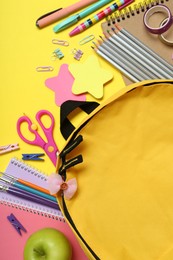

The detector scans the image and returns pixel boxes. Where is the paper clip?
[79,35,95,45]
[52,39,69,46]
[36,66,54,72]
[7,213,27,236]
[51,48,64,60]
[22,153,45,161]
[0,143,19,155]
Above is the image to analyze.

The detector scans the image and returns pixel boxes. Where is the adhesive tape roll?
[143,4,173,34]
[158,17,173,46]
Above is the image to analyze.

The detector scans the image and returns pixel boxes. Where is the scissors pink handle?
[17,110,59,166]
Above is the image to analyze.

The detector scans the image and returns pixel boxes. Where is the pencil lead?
[92,41,99,48]
[91,45,97,52]
[115,23,122,31]
[111,28,117,35]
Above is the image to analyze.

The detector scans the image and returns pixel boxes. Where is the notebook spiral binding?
[0,200,65,221]
[11,157,48,181]
[0,157,65,221]
[106,0,170,25]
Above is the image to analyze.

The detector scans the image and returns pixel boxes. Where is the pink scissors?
[17,110,59,166]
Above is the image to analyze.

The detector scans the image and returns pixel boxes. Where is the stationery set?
[1,0,173,259]
[100,0,173,84]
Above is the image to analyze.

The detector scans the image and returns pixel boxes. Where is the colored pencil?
[0,185,59,210]
[109,29,171,79]
[100,36,157,80]
[97,39,150,81]
[1,172,55,197]
[0,175,57,203]
[114,24,173,78]
[103,32,159,79]
[92,45,140,82]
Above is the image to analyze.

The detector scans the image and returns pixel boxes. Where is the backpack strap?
[60,100,99,140]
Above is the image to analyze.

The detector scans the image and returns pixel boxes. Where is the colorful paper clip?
[52,39,69,46]
[36,66,54,72]
[22,153,45,161]
[7,213,27,236]
[0,143,19,155]
[79,34,95,45]
[52,48,64,60]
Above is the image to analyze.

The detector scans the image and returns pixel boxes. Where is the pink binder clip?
[0,143,19,155]
[72,49,83,61]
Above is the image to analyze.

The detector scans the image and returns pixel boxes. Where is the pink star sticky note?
[45,64,86,106]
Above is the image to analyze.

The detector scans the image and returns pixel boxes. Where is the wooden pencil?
[92,45,140,82]
[100,35,157,80]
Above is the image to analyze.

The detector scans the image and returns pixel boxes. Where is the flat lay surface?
[0,0,173,259]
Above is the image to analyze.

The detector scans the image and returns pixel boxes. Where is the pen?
[36,0,98,29]
[0,185,59,210]
[53,0,113,33]
[1,171,56,197]
[0,175,57,203]
[69,0,134,36]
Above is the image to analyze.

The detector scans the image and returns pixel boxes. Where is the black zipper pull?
[60,135,83,158]
[59,155,83,175]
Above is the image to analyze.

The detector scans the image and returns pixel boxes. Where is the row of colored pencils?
[92,24,173,82]
[0,172,59,210]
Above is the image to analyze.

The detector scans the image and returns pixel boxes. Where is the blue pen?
[53,0,113,33]
[0,176,57,202]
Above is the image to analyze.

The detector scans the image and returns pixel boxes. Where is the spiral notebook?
[0,157,63,218]
[0,158,88,260]
[101,0,173,85]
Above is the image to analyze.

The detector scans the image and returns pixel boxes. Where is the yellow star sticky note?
[69,55,113,99]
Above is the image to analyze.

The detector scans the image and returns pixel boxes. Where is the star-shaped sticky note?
[69,55,113,99]
[45,64,86,107]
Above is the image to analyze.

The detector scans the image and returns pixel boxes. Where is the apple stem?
[33,248,45,257]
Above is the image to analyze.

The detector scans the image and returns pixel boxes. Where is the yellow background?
[0,0,137,174]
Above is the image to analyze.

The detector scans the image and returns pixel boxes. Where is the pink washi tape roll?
[143,4,173,34]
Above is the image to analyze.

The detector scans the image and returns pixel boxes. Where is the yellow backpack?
[53,79,173,260]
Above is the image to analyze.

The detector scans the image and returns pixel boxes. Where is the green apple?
[24,227,72,260]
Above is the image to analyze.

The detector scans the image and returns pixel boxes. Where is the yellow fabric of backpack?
[55,79,173,260]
